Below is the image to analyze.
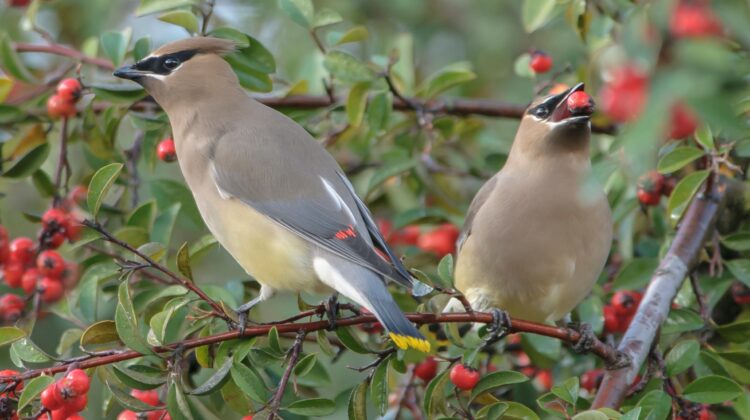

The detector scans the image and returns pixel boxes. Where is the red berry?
[637,171,664,207]
[37,250,66,278]
[65,219,82,242]
[42,231,67,250]
[600,66,649,123]
[670,2,722,38]
[698,406,716,420]
[0,370,22,394]
[414,356,438,382]
[66,415,85,420]
[41,383,64,410]
[637,189,661,206]
[46,94,76,119]
[65,392,87,412]
[131,389,160,406]
[567,91,594,116]
[0,294,24,318]
[42,208,70,231]
[391,226,420,246]
[0,226,9,264]
[449,364,481,391]
[580,369,603,392]
[157,138,177,162]
[241,416,253,420]
[418,224,459,257]
[61,261,80,289]
[529,51,553,73]
[56,78,82,103]
[9,237,36,265]
[611,290,642,316]
[534,369,553,390]
[603,304,622,333]
[61,369,90,396]
[21,268,41,294]
[732,283,750,305]
[50,409,73,420]
[8,0,31,6]
[3,261,25,288]
[118,411,138,420]
[39,277,64,303]
[668,102,698,139]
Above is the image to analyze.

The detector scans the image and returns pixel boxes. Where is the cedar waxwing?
[449,84,612,330]
[113,37,429,352]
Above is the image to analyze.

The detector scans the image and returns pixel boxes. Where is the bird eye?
[532,107,549,119]
[163,57,181,71]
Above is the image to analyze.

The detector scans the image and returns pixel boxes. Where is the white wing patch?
[210,163,233,200]
[320,176,356,224]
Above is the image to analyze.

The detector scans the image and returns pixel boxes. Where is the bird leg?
[234,285,274,334]
[323,293,340,331]
[481,308,512,347]
[569,322,596,353]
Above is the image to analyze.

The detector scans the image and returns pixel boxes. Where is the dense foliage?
[0,0,750,419]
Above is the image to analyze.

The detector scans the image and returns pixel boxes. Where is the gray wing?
[456,175,498,253]
[209,114,414,287]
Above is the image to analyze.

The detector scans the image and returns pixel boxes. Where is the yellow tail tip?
[389,333,431,352]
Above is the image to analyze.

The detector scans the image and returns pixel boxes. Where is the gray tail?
[366,297,430,352]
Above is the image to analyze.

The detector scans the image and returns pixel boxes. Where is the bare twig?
[13,43,115,70]
[268,330,306,420]
[200,0,216,36]
[52,117,71,206]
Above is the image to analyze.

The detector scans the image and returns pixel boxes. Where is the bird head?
[113,37,240,112]
[510,83,594,161]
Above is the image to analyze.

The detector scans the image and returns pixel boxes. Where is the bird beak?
[113,64,146,81]
[549,83,593,124]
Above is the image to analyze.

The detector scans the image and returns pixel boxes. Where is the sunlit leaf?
[158,10,199,33]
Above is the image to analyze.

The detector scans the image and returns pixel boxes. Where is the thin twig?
[200,0,216,36]
[13,43,115,70]
[268,330,306,420]
[52,117,70,207]
[123,131,144,208]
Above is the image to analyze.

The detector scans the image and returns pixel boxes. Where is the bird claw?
[482,308,512,346]
[323,294,339,331]
[570,322,595,353]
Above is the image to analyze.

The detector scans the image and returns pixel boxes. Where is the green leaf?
[17,375,54,411]
[293,353,317,378]
[115,281,153,355]
[334,326,371,354]
[230,363,268,403]
[418,67,476,99]
[346,82,370,126]
[572,411,609,420]
[522,0,558,33]
[470,370,529,402]
[136,0,198,16]
[347,380,368,420]
[716,320,750,343]
[132,36,151,61]
[189,356,233,396]
[503,401,540,420]
[477,402,509,419]
[423,369,451,417]
[224,34,276,74]
[207,27,250,48]
[323,51,375,84]
[663,308,704,335]
[150,179,203,227]
[721,234,750,252]
[0,33,36,83]
[112,364,166,390]
[151,202,182,245]
[3,143,50,179]
[176,242,193,281]
[90,84,147,103]
[613,258,658,290]
[167,381,195,420]
[665,339,700,376]
[127,200,157,230]
[220,378,252,414]
[313,8,343,28]
[726,259,750,288]
[335,25,369,45]
[636,390,671,420]
[278,0,314,28]
[87,163,124,218]
[101,28,132,67]
[437,254,454,288]
[11,338,51,363]
[551,377,579,406]
[80,320,120,349]
[657,146,704,174]
[366,159,417,195]
[267,326,282,354]
[695,124,714,150]
[316,330,335,358]
[158,10,199,33]
[285,398,336,416]
[370,356,390,415]
[682,375,743,404]
[367,91,392,133]
[32,170,55,197]
[666,170,709,225]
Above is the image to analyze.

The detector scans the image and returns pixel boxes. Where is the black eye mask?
[134,49,198,75]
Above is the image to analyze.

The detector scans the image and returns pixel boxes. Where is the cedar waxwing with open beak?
[450,84,612,339]
[113,37,429,352]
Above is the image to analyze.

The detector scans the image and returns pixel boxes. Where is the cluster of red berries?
[157,138,177,162]
[117,389,170,420]
[40,369,90,419]
[676,405,716,420]
[0,369,23,420]
[7,0,30,7]
[636,171,675,207]
[731,282,750,305]
[603,290,643,334]
[378,220,460,258]
[47,79,82,119]
[670,0,723,39]
[529,51,553,74]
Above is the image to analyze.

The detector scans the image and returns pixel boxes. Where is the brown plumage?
[451,84,612,323]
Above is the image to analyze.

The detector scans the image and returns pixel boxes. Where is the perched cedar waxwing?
[113,37,429,352]
[449,83,612,329]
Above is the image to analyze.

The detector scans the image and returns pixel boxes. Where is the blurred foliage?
[0,0,749,419]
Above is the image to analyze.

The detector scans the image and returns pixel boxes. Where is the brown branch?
[0,311,622,384]
[13,43,115,70]
[592,172,723,409]
[82,220,232,324]
[52,117,70,206]
[268,330,305,420]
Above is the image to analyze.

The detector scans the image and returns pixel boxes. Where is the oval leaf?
[346,82,370,126]
[657,146,703,174]
[189,356,233,396]
[665,339,700,376]
[88,163,124,218]
[285,398,336,416]
[666,170,709,225]
[682,375,743,404]
[17,375,55,411]
[0,327,26,347]
[470,370,529,402]
[158,10,199,33]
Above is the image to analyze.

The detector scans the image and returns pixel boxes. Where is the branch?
[592,172,723,409]
[0,311,622,384]
[82,220,232,324]
[13,43,115,70]
[268,330,305,420]
[52,116,70,206]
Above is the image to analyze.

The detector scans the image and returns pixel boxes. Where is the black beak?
[113,64,145,81]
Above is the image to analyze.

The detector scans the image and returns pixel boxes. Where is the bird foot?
[569,322,595,353]
[482,308,512,347]
[323,294,339,331]
[233,298,262,335]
